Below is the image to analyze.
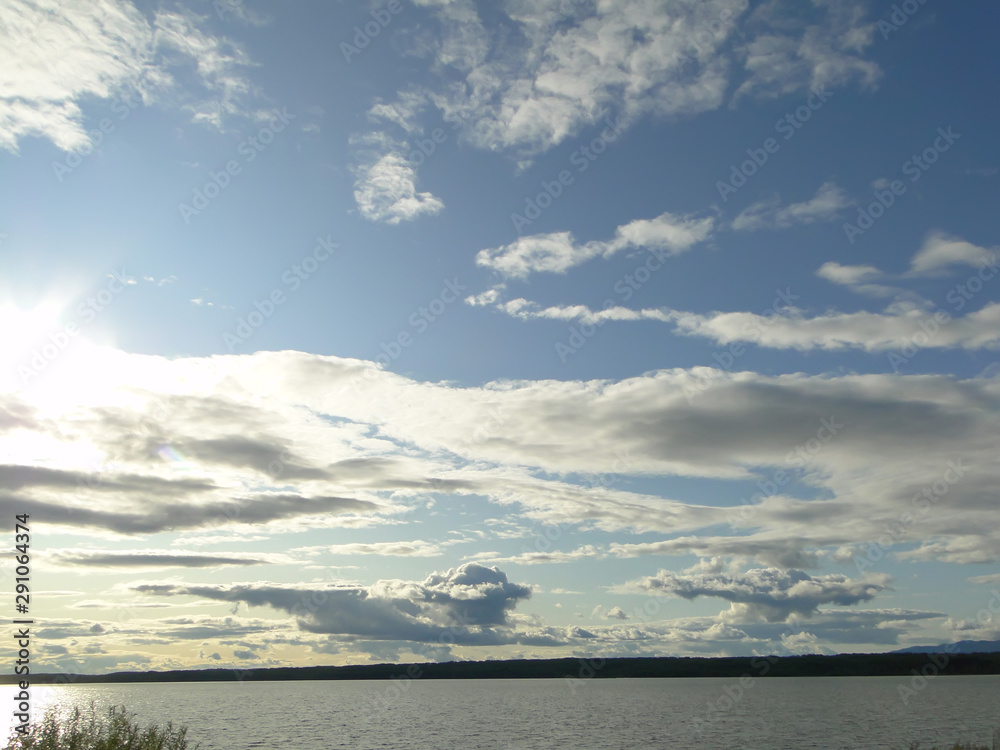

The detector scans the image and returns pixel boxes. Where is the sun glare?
[0,300,123,401]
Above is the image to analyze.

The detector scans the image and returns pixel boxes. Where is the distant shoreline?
[3,652,999,685]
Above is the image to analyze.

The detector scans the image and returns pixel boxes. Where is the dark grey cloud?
[133,563,556,646]
[0,464,215,494]
[165,435,330,480]
[51,550,277,568]
[325,457,477,492]
[0,398,39,432]
[737,609,945,647]
[0,492,377,534]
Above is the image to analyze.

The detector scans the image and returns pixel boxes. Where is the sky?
[1,0,999,676]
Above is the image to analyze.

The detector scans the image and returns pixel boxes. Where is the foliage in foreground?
[910,729,1000,750]
[2,703,195,750]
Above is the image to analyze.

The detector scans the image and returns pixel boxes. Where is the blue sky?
[2,0,1000,675]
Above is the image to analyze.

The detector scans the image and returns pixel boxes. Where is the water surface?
[3,676,999,749]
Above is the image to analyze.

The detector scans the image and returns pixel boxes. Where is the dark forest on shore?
[6,652,1000,685]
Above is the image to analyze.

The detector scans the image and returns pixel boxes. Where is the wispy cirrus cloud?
[474,212,714,280]
[731,182,851,232]
[0,0,260,152]
[294,541,444,558]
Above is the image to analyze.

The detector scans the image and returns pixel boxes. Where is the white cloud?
[0,1,258,152]
[346,0,881,227]
[908,232,998,276]
[358,0,880,174]
[610,536,821,570]
[668,302,1000,352]
[816,262,883,287]
[47,548,292,570]
[621,561,890,623]
[732,182,851,232]
[352,133,445,224]
[733,0,880,101]
[294,541,444,558]
[490,299,673,324]
[475,212,714,279]
[6,346,1000,572]
[421,0,746,158]
[134,563,551,645]
[466,545,601,566]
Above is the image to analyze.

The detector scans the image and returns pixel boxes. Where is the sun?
[0,299,119,400]
[0,301,67,386]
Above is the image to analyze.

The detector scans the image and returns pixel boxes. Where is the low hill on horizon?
[891,639,1000,654]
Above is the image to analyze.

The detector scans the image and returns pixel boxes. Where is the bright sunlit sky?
[2,0,1000,674]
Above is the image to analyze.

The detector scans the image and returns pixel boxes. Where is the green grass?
[2,703,196,750]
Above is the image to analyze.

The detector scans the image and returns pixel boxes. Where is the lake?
[3,676,999,749]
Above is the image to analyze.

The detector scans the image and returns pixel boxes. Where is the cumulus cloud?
[815,261,899,297]
[345,0,880,221]
[134,563,553,646]
[352,133,444,223]
[622,562,890,622]
[817,262,884,287]
[403,0,877,159]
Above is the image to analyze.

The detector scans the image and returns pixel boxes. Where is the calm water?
[3,676,999,749]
